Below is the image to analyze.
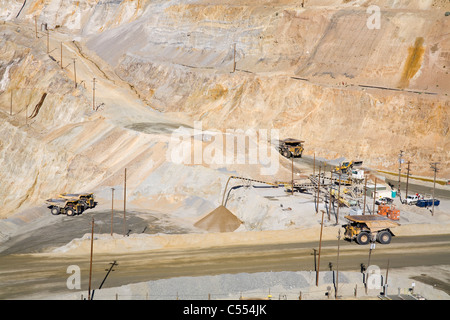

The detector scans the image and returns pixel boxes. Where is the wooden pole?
[10,90,12,116]
[431,162,439,217]
[60,42,63,69]
[405,161,410,200]
[329,170,332,216]
[363,176,367,215]
[335,229,341,299]
[92,78,96,110]
[99,261,117,290]
[316,210,325,286]
[123,168,127,236]
[316,166,321,214]
[398,150,404,199]
[46,29,49,54]
[234,43,236,72]
[312,248,317,273]
[34,16,37,38]
[88,217,94,300]
[336,171,341,224]
[372,178,377,215]
[365,242,374,294]
[313,152,315,176]
[111,188,114,236]
[73,58,77,88]
[291,156,294,196]
[385,259,390,295]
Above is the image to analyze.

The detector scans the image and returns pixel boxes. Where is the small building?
[365,184,388,198]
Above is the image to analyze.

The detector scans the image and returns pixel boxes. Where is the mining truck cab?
[45,198,83,216]
[279,138,304,158]
[342,215,399,245]
[59,193,95,209]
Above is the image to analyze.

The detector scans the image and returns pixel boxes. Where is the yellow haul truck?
[278,138,304,158]
[342,215,400,245]
[45,198,84,216]
[59,193,95,210]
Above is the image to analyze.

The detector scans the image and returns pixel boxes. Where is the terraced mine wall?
[0,0,449,218]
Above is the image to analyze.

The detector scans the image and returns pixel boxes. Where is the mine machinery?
[278,138,305,158]
[342,215,400,245]
[59,193,95,210]
[46,192,96,216]
[332,160,364,185]
[333,160,364,175]
[45,197,84,216]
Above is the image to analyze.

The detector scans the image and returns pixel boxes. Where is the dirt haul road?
[0,234,449,299]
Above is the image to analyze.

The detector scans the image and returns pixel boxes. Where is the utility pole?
[46,29,49,54]
[335,229,341,299]
[316,210,325,286]
[372,178,377,215]
[10,90,12,116]
[60,42,63,69]
[430,162,439,216]
[365,241,375,294]
[88,217,94,300]
[398,150,404,199]
[336,171,341,224]
[34,16,37,38]
[73,58,77,88]
[291,156,294,196]
[313,153,315,176]
[111,188,115,236]
[233,43,236,73]
[123,168,127,236]
[316,165,321,214]
[98,261,118,290]
[92,77,96,110]
[384,259,390,296]
[363,176,367,215]
[328,170,332,217]
[405,161,411,200]
[312,248,317,273]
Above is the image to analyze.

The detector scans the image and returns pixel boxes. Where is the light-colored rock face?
[86,0,449,173]
[0,0,448,221]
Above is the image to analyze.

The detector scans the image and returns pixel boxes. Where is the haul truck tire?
[356,232,370,245]
[377,231,392,244]
[66,208,75,216]
[51,207,60,215]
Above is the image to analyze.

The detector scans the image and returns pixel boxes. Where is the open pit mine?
[0,0,449,303]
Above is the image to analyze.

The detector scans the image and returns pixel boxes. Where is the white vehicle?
[351,169,364,183]
[402,194,419,205]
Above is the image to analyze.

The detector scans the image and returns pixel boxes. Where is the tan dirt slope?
[0,0,449,220]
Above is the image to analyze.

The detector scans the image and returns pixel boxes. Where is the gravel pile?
[85,270,353,300]
[43,267,450,300]
[144,272,311,300]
